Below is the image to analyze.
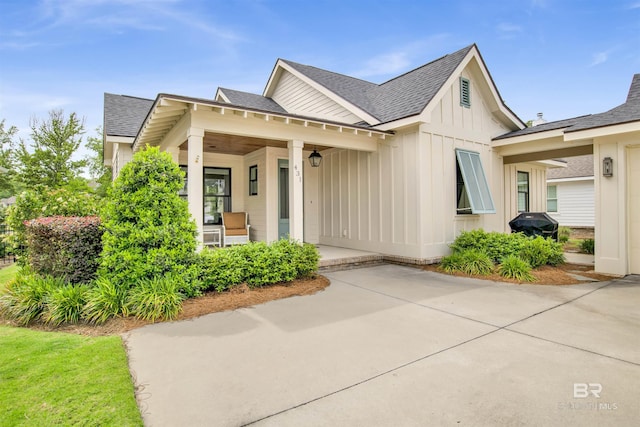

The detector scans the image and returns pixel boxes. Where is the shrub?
[198,240,320,291]
[127,274,184,322]
[450,229,528,263]
[459,249,494,275]
[25,216,103,284]
[520,236,565,268]
[84,277,128,324]
[5,188,100,260]
[99,147,197,289]
[580,238,595,255]
[0,273,65,325]
[42,284,89,326]
[440,252,465,273]
[498,255,535,282]
[558,226,571,243]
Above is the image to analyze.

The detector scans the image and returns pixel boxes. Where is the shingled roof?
[495,74,640,140]
[217,88,287,114]
[281,45,475,124]
[547,155,594,179]
[104,93,154,137]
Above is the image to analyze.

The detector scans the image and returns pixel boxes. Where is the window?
[460,77,471,108]
[204,167,231,225]
[178,165,188,200]
[547,185,558,212]
[517,171,529,212]
[455,149,496,214]
[249,165,258,196]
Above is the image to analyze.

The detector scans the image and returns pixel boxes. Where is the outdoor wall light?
[308,148,322,167]
[602,157,613,177]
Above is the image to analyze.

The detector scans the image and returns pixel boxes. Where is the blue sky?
[1,0,639,157]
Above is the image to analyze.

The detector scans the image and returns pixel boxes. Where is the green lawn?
[0,326,143,426]
[0,263,19,290]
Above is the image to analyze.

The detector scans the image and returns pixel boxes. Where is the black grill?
[509,212,559,241]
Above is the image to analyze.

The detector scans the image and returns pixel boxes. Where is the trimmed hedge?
[25,216,103,284]
[199,239,320,291]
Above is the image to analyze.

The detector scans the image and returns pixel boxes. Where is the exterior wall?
[271,70,363,124]
[111,142,133,179]
[318,129,423,257]
[547,179,595,227]
[594,134,640,275]
[244,148,267,242]
[503,163,547,227]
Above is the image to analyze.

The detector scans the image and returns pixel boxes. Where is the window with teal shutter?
[455,149,495,214]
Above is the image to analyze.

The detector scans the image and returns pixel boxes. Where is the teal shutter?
[455,149,496,214]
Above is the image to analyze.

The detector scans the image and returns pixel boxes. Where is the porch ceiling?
[179,132,331,156]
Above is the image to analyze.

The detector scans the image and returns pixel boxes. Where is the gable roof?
[274,45,476,124]
[495,74,640,140]
[547,154,594,179]
[104,93,154,137]
[216,88,287,114]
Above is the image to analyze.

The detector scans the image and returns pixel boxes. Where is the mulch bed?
[1,275,330,337]
[421,262,616,286]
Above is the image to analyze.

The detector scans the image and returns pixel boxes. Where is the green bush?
[450,229,528,263]
[84,277,129,324]
[99,147,197,289]
[0,273,65,325]
[198,240,320,291]
[5,188,100,260]
[520,236,565,268]
[42,284,89,326]
[580,238,595,255]
[25,216,103,284]
[441,249,493,275]
[558,226,571,244]
[440,252,465,273]
[498,255,535,282]
[126,274,184,322]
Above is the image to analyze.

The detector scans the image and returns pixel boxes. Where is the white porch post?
[288,140,304,242]
[187,128,205,247]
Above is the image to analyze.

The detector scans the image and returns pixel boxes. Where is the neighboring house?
[495,74,640,276]
[546,155,594,228]
[103,44,640,275]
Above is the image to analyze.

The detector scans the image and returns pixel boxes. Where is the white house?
[546,155,594,228]
[103,44,640,276]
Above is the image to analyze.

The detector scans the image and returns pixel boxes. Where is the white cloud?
[590,51,609,66]
[629,2,640,9]
[496,22,523,39]
[353,52,411,78]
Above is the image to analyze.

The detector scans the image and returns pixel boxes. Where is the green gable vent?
[460,77,471,108]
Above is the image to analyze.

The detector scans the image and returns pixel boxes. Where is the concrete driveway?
[124,265,640,426]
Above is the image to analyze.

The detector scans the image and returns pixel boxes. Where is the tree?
[85,127,112,197]
[0,119,19,197]
[14,109,87,190]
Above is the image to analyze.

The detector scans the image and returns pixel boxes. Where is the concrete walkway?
[124,266,640,426]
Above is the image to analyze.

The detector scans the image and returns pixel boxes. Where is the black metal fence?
[0,223,16,265]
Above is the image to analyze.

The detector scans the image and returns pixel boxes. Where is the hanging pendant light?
[308,148,322,167]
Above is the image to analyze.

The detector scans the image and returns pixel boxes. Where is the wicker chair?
[221,212,250,246]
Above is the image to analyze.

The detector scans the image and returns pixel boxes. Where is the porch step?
[318,253,385,272]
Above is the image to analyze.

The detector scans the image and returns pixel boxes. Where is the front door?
[278,159,289,239]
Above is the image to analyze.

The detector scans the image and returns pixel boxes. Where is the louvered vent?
[460,77,471,108]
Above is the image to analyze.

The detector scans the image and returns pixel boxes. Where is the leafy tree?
[85,127,112,197]
[14,110,87,190]
[0,119,19,197]
[99,147,198,291]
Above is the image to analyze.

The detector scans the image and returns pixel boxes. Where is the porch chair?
[221,212,251,246]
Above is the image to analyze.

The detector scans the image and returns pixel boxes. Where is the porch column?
[187,127,205,247]
[288,140,304,242]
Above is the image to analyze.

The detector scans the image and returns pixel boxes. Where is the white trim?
[547,176,595,183]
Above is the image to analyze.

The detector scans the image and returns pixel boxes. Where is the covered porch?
[130,94,390,247]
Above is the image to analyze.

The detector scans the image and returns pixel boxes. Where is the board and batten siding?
[271,70,363,124]
[503,163,547,228]
[244,148,267,242]
[548,179,595,227]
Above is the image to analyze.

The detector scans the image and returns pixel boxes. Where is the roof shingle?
[218,88,287,114]
[104,93,154,137]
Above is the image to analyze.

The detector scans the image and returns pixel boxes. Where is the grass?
[0,326,143,426]
[0,263,19,290]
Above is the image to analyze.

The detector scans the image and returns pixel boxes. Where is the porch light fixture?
[308,148,322,167]
[602,157,613,177]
